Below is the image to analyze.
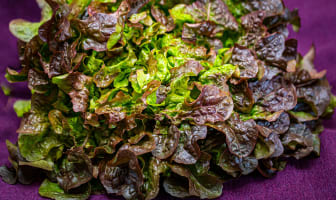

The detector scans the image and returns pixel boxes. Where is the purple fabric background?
[1,0,335,199]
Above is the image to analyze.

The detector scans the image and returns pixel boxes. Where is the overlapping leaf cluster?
[1,0,335,199]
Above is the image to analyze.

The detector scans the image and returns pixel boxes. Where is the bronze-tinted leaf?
[99,149,144,199]
[120,131,156,156]
[17,112,49,135]
[254,127,284,159]
[172,124,207,164]
[3,0,335,199]
[57,147,93,192]
[142,158,168,200]
[263,8,301,35]
[289,46,326,87]
[152,125,180,159]
[239,11,267,47]
[41,42,78,78]
[151,6,175,31]
[216,147,240,177]
[95,91,134,124]
[73,2,127,52]
[28,69,49,94]
[163,164,223,199]
[92,132,123,157]
[170,60,204,79]
[48,109,70,134]
[260,82,297,112]
[127,0,149,17]
[52,72,92,113]
[187,0,239,30]
[182,21,220,43]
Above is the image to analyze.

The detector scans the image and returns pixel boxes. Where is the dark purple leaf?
[257,112,290,134]
[239,11,267,47]
[255,33,287,69]
[182,85,234,125]
[242,0,285,17]
[296,79,331,117]
[249,76,297,112]
[230,45,259,79]
[210,114,258,158]
[257,158,287,178]
[230,80,254,113]
[241,11,266,32]
[282,123,319,159]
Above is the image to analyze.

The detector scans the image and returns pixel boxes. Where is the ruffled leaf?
[230,45,259,79]
[39,179,91,200]
[172,124,207,164]
[163,164,223,199]
[99,149,144,199]
[208,113,258,158]
[182,85,234,125]
[282,123,319,159]
[56,147,93,192]
[152,125,180,159]
[9,0,52,42]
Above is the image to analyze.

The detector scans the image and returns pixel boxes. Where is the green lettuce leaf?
[9,0,52,42]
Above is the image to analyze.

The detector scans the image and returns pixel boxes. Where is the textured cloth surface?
[0,0,335,199]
